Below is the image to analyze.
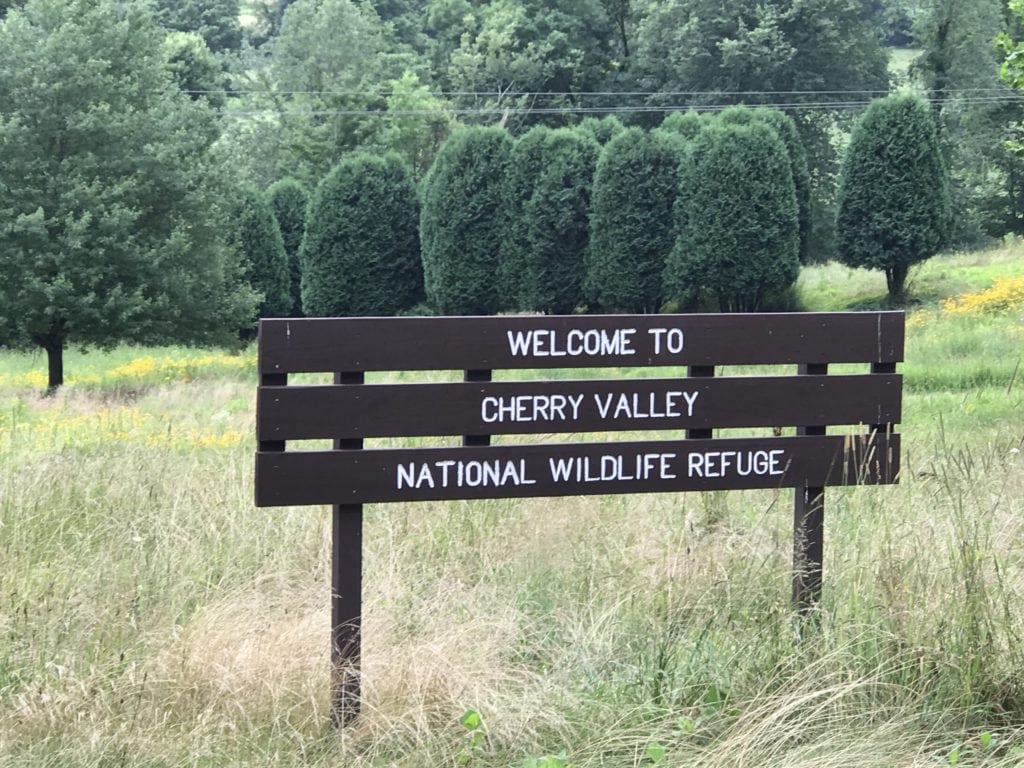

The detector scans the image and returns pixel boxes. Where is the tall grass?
[1,255,1023,766]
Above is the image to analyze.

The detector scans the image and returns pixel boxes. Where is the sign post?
[254,312,904,723]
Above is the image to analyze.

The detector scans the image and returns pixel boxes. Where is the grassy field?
[1,251,1023,767]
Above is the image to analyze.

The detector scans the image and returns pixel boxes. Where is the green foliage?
[383,70,458,179]
[665,122,799,311]
[836,94,951,301]
[456,708,487,765]
[500,125,554,310]
[524,752,574,768]
[573,115,626,145]
[632,0,890,102]
[444,0,612,129]
[220,0,392,186]
[152,0,241,52]
[658,110,705,141]
[300,153,422,317]
[0,0,256,389]
[266,179,309,316]
[235,187,291,321]
[587,128,683,312]
[916,0,1014,244]
[0,0,24,18]
[421,127,512,315]
[162,31,226,108]
[717,107,812,263]
[521,129,599,313]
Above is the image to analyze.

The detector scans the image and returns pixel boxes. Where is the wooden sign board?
[254,311,904,724]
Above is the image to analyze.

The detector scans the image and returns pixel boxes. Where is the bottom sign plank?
[256,433,899,506]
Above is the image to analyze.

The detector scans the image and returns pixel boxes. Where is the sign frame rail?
[254,311,905,725]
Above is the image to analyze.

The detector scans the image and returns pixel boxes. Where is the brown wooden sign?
[253,311,904,725]
[258,312,904,373]
[256,434,898,506]
[257,375,901,441]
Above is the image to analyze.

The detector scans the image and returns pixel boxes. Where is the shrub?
[836,94,950,302]
[665,122,799,312]
[717,107,811,263]
[235,187,291,320]
[266,178,308,317]
[574,115,626,145]
[587,128,684,313]
[500,125,553,311]
[658,110,705,141]
[520,128,600,314]
[420,126,512,315]
[300,153,422,316]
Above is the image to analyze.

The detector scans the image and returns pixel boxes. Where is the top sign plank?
[258,312,905,374]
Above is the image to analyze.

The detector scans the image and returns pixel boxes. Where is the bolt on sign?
[254,312,904,724]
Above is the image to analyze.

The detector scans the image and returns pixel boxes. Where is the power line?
[218,94,1024,118]
[193,86,1019,97]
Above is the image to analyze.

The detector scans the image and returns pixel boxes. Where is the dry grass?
[2,311,1024,765]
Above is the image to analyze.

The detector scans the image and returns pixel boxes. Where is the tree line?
[282,96,945,324]
[0,0,1016,390]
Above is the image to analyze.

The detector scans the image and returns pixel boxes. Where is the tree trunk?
[39,320,66,395]
[885,265,908,305]
[45,339,64,394]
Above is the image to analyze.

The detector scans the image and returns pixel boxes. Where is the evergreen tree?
[587,128,683,313]
[836,94,950,302]
[235,188,292,321]
[665,123,799,312]
[658,110,705,141]
[500,125,554,310]
[0,0,255,391]
[301,154,423,317]
[266,179,309,316]
[521,129,600,314]
[717,107,812,263]
[420,127,512,315]
[574,115,627,145]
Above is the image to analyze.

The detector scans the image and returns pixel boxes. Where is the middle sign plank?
[257,374,902,441]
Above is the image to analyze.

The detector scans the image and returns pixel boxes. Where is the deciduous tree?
[0,0,255,391]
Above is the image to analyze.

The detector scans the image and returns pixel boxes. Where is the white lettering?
[686,449,787,479]
[507,328,639,359]
[647,327,685,355]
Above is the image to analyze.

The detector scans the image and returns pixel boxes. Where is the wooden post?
[463,370,492,447]
[686,365,714,439]
[332,371,363,726]
[793,363,828,613]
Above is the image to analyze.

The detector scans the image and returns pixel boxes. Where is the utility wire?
[218,94,1024,118]
[190,86,1019,97]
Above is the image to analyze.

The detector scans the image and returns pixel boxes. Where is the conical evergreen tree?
[665,122,799,312]
[300,153,422,316]
[587,128,684,313]
[836,94,950,301]
[266,178,308,316]
[420,126,512,315]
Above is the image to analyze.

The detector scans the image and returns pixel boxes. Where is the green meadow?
[1,252,1023,767]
